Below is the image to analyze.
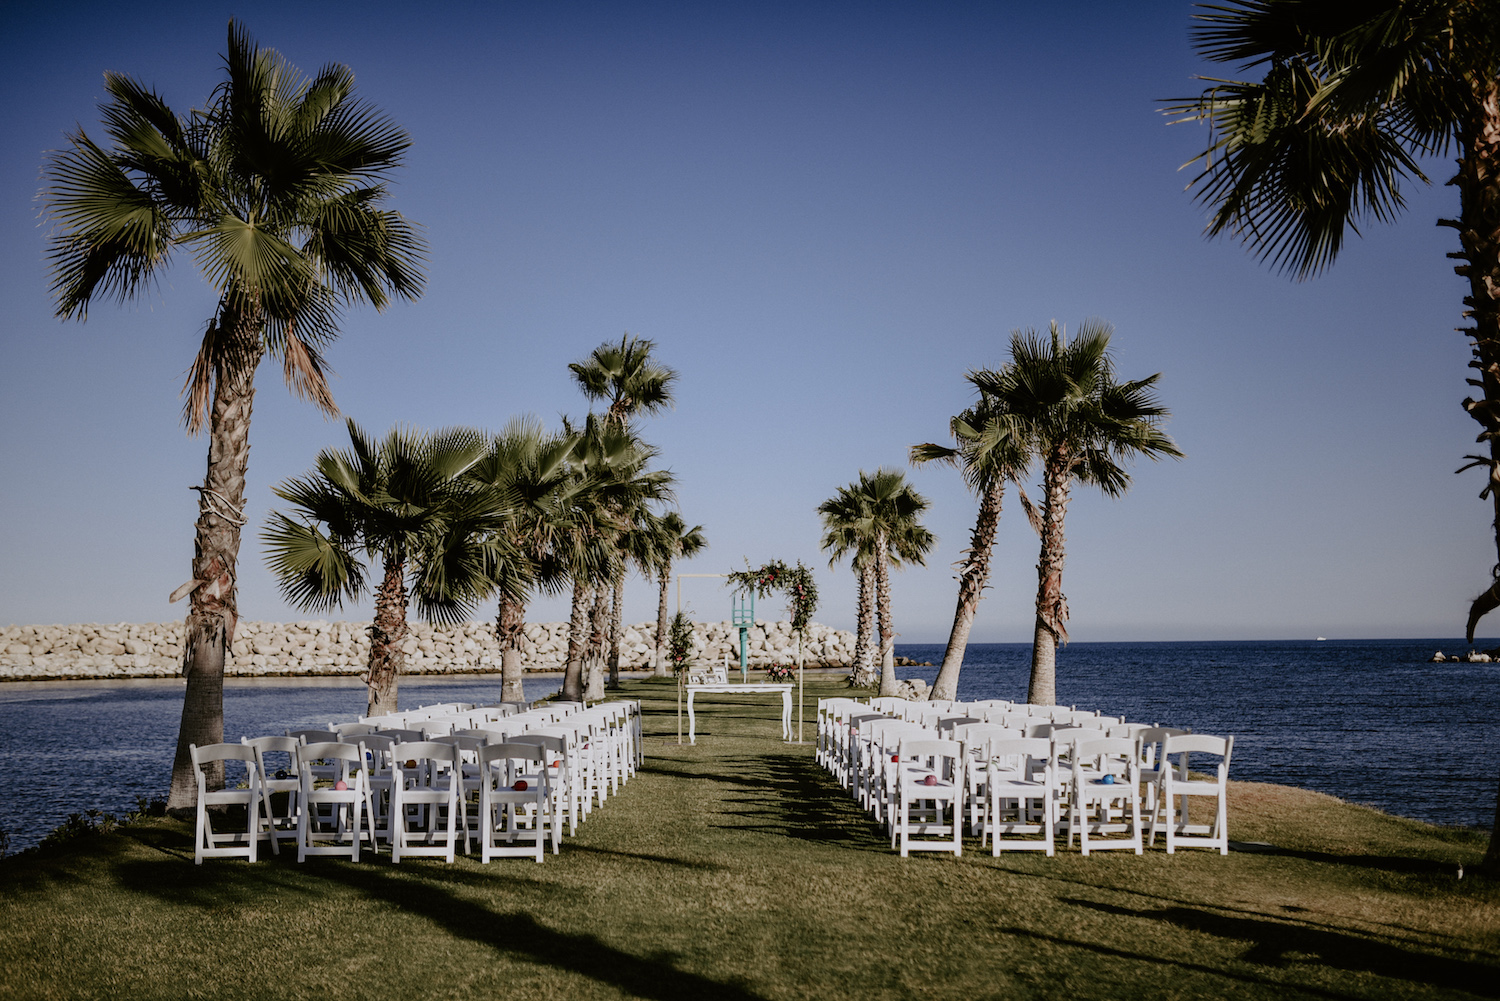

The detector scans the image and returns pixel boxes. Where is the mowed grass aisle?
[1,677,1497,1000]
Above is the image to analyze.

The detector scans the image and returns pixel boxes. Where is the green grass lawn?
[1,676,1497,1000]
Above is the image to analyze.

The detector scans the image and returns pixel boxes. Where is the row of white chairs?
[189,698,641,865]
[817,697,1233,858]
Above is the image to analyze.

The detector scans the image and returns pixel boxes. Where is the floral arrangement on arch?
[764,662,794,683]
[726,559,819,634]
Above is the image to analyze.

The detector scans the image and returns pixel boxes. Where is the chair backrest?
[241,735,299,778]
[1048,725,1108,744]
[376,728,426,743]
[866,696,908,714]
[330,722,377,736]
[1162,733,1233,771]
[949,723,1016,750]
[288,729,340,744]
[863,717,924,751]
[191,741,258,767]
[934,716,981,736]
[967,699,1014,712]
[510,732,568,758]
[391,741,458,786]
[1107,723,1151,739]
[895,737,964,781]
[479,742,549,785]
[1070,737,1142,778]
[986,736,1055,772]
[982,710,1034,730]
[298,740,364,781]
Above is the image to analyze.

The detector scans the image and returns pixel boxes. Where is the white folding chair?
[389,741,465,862]
[241,735,301,851]
[478,743,554,862]
[892,738,965,857]
[1149,733,1233,854]
[511,730,578,837]
[189,743,270,864]
[1069,737,1144,855]
[296,741,377,861]
[984,737,1057,855]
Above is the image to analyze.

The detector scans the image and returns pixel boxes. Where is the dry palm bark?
[496,595,527,704]
[1027,452,1072,708]
[166,331,261,809]
[929,480,1004,702]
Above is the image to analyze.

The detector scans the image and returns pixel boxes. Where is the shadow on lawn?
[1060,898,1499,997]
[693,751,889,851]
[115,853,770,1001]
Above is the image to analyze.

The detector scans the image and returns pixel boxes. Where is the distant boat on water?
[1316,636,1327,641]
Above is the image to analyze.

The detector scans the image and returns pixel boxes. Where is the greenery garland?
[726,559,819,633]
[668,610,696,674]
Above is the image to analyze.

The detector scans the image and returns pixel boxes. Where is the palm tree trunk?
[496,595,527,704]
[562,579,590,702]
[584,585,609,701]
[1453,81,1500,873]
[654,562,672,677]
[851,561,877,687]
[930,480,1005,701]
[875,529,898,697]
[365,556,408,717]
[1028,454,1072,706]
[166,335,262,812]
[607,570,624,688]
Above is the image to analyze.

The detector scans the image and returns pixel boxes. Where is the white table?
[685,683,794,744]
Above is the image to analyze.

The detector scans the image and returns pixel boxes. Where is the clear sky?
[0,1,1487,644]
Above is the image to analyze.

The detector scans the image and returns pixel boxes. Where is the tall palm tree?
[465,417,578,703]
[651,512,707,677]
[1167,0,1500,872]
[557,416,672,702]
[825,471,934,696]
[41,22,425,808]
[818,485,878,687]
[262,421,503,716]
[976,320,1181,707]
[569,334,679,429]
[569,334,678,683]
[911,393,1037,701]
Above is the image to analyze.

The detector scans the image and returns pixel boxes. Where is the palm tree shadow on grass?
[113,852,770,1001]
[1057,898,1500,998]
[699,751,889,851]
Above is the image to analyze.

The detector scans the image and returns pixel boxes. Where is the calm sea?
[0,639,1495,852]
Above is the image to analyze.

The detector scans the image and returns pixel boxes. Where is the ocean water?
[896,639,1500,831]
[0,674,559,854]
[0,639,1495,853]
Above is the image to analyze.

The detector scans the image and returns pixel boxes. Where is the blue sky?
[0,1,1487,643]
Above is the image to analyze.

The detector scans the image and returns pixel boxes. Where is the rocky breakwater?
[0,619,855,682]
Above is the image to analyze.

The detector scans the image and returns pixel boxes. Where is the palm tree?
[41,22,425,808]
[911,393,1037,701]
[824,471,934,696]
[651,512,707,677]
[818,485,878,687]
[465,417,578,703]
[1167,0,1500,873]
[262,421,503,717]
[569,334,678,685]
[557,416,672,702]
[976,320,1181,707]
[569,334,678,429]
